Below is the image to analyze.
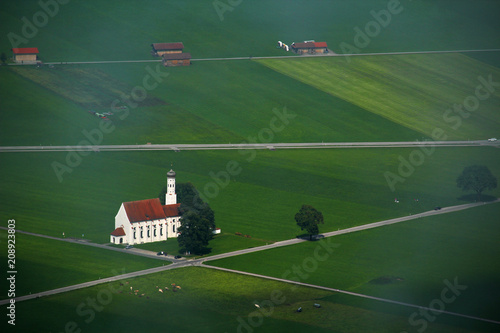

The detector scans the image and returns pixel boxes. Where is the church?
[110,169,182,245]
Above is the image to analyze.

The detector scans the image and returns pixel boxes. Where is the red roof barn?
[291,42,328,54]
[12,47,39,63]
[151,43,184,56]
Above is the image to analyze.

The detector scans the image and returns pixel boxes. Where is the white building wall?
[114,203,181,245]
[165,175,177,205]
[114,204,131,244]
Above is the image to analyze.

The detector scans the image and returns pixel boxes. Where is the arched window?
[172,225,176,233]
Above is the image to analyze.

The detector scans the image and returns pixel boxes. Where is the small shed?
[291,42,328,54]
[162,53,191,67]
[12,47,39,63]
[151,43,184,56]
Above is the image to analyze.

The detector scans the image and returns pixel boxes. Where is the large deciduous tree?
[456,165,497,201]
[159,182,215,255]
[159,182,215,230]
[177,211,213,255]
[295,205,324,240]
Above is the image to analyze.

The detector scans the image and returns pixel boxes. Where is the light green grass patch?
[257,54,500,139]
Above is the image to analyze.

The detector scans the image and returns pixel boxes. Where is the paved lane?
[1,140,498,153]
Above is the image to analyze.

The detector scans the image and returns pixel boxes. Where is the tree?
[0,52,6,65]
[456,165,497,201]
[295,205,324,240]
[159,182,215,229]
[177,211,213,255]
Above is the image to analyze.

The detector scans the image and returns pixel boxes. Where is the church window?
[160,227,163,236]
[154,228,157,237]
[140,230,143,238]
[147,229,150,237]
[133,231,136,239]
[172,225,176,233]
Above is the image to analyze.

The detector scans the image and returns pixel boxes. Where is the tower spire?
[165,168,177,205]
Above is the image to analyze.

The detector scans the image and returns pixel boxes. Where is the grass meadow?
[1,0,499,332]
[1,147,499,245]
[5,266,495,333]
[1,0,499,61]
[257,54,500,140]
[0,229,165,299]
[208,203,500,325]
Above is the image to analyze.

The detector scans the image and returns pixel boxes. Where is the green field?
[208,203,500,323]
[1,0,499,61]
[0,230,164,299]
[1,0,500,332]
[258,54,500,139]
[5,266,495,333]
[1,147,499,245]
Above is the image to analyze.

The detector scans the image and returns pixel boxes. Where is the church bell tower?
[165,169,177,205]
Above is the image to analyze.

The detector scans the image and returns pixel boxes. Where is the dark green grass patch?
[1,59,426,146]
[1,147,499,246]
[208,203,500,323]
[4,266,488,333]
[9,66,166,109]
[133,232,269,258]
[0,230,164,299]
[1,0,499,61]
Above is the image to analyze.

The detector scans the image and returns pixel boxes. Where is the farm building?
[291,42,328,54]
[110,169,182,245]
[151,42,184,56]
[162,53,191,67]
[12,47,39,63]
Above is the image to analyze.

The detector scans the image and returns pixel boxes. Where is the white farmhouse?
[110,169,181,245]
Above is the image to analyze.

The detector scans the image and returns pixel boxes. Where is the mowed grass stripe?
[257,54,500,139]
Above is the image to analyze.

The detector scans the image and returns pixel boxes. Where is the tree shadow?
[296,233,324,241]
[457,194,497,202]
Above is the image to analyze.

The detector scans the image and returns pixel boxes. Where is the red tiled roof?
[123,198,167,223]
[314,42,328,48]
[163,203,181,217]
[162,53,191,60]
[12,48,39,54]
[152,43,184,51]
[110,227,126,236]
[292,42,328,49]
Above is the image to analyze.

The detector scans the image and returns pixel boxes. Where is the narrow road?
[2,200,498,303]
[7,48,500,66]
[1,140,498,153]
[2,200,499,325]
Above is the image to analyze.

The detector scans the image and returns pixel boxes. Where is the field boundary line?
[1,140,499,153]
[6,48,500,66]
[200,265,500,325]
[1,200,498,306]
